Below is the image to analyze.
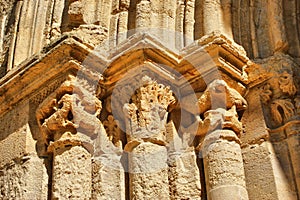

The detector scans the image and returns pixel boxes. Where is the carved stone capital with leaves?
[123,76,176,144]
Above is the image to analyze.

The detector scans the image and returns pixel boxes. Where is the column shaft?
[52,145,92,199]
[202,130,248,200]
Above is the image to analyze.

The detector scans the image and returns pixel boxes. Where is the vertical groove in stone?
[202,0,233,38]
[254,0,273,57]
[266,0,287,53]
[100,0,113,29]
[175,0,185,49]
[44,0,55,45]
[231,0,241,44]
[220,0,233,39]
[117,0,130,44]
[184,0,195,45]
[297,0,300,53]
[13,0,36,66]
[109,14,118,47]
[249,0,258,58]
[135,0,151,29]
[194,0,204,40]
[127,0,137,35]
[110,0,129,45]
[232,0,254,58]
[50,0,65,39]
[197,155,207,200]
[283,0,300,58]
[6,1,23,71]
[0,15,6,53]
[31,0,48,56]
[203,0,219,35]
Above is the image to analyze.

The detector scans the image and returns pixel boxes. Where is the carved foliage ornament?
[123,76,176,143]
[260,69,298,128]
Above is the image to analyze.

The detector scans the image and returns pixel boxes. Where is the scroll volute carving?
[260,69,298,128]
[36,80,102,151]
[123,76,176,144]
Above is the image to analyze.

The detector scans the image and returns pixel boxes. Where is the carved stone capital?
[103,115,123,148]
[36,76,102,153]
[198,79,247,114]
[259,55,299,129]
[183,79,246,138]
[123,76,176,144]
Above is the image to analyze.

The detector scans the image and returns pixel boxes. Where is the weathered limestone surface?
[0,101,49,199]
[52,145,91,200]
[203,131,248,200]
[0,0,299,200]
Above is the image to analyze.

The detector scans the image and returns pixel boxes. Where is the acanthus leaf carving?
[103,115,123,148]
[260,83,273,104]
[278,71,297,96]
[260,64,298,128]
[270,99,295,125]
[123,76,176,144]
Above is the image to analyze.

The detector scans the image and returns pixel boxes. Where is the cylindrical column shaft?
[202,130,248,200]
[128,142,169,199]
[51,145,92,199]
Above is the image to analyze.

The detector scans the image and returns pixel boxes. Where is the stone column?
[194,80,249,200]
[167,120,201,199]
[37,83,102,199]
[123,76,175,199]
[202,129,248,200]
[48,134,92,200]
[136,0,151,29]
[203,0,233,39]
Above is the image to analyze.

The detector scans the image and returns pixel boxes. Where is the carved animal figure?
[181,79,247,115]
